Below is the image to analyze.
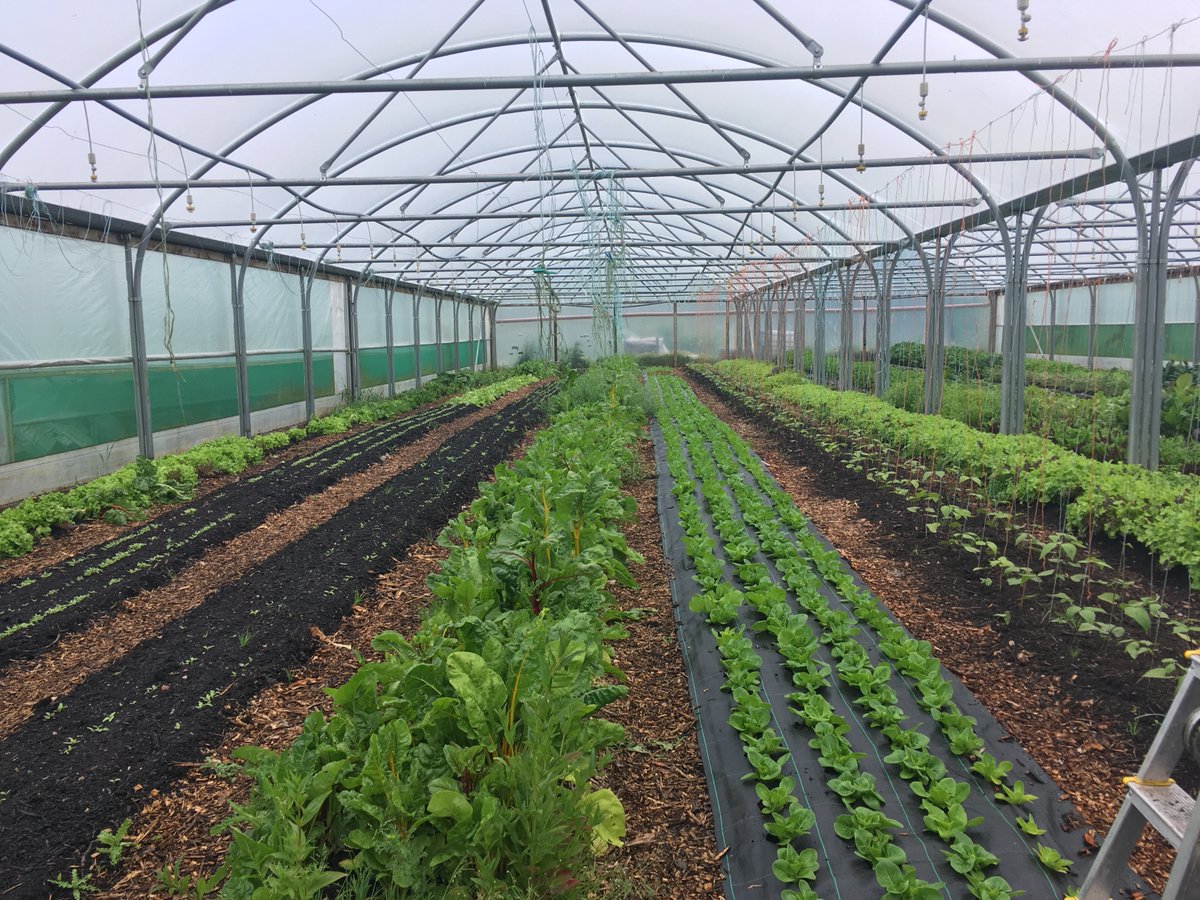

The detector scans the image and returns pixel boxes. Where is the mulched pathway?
[594,437,725,899]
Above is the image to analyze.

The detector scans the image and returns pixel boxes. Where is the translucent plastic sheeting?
[0,225,129,362]
[356,284,389,349]
[392,292,416,346]
[1,2,1196,301]
[244,264,303,352]
[141,249,233,356]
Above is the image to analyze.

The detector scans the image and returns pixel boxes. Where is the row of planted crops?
[0,361,570,896]
[0,352,1170,898]
[652,372,1093,899]
[790,342,1200,471]
[709,357,1200,682]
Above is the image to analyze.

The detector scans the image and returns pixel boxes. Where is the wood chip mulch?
[94,428,725,899]
[591,437,725,899]
[0,384,486,584]
[687,376,1172,894]
[0,385,541,740]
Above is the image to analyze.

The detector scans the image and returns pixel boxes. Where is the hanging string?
[135,0,178,378]
[918,7,929,120]
[857,85,867,173]
[178,146,194,213]
[818,136,826,207]
[82,103,97,182]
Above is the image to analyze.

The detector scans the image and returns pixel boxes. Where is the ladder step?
[1127,781,1195,849]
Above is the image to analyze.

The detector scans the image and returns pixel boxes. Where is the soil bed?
[93,432,725,900]
[0,384,542,739]
[688,366,1180,891]
[0,387,552,896]
[0,401,471,667]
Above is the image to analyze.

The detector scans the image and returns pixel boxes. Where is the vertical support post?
[1130,161,1194,469]
[231,254,252,436]
[672,299,679,366]
[729,301,739,362]
[724,297,731,360]
[986,289,1000,354]
[300,271,315,418]
[488,304,498,370]
[412,288,423,388]
[794,275,807,375]
[763,286,774,364]
[791,279,801,373]
[1048,288,1058,361]
[1000,208,1045,435]
[434,295,444,376]
[777,282,788,370]
[347,276,361,400]
[1087,282,1099,370]
[453,299,461,371]
[467,303,475,372]
[924,236,955,415]
[123,238,154,458]
[749,292,760,360]
[1192,276,1200,367]
[384,283,396,398]
[1129,171,1162,467]
[876,250,900,397]
[839,266,854,392]
[813,272,828,386]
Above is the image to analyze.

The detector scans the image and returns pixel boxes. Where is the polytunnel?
[1,3,1200,899]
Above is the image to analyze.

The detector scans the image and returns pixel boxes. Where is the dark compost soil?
[0,387,552,897]
[0,402,470,668]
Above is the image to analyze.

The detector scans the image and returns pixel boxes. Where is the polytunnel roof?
[1,0,1199,303]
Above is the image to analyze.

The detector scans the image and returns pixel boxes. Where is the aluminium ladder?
[1074,650,1200,899]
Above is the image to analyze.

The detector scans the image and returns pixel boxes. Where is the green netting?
[1026,323,1195,361]
[361,343,477,388]
[2,354,337,463]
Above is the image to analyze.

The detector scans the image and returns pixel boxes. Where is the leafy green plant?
[1015,814,1046,836]
[772,845,819,885]
[95,817,135,866]
[1035,844,1073,874]
[48,870,97,898]
[995,780,1038,806]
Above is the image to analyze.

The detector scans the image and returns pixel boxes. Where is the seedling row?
[652,373,1105,900]
[0,374,540,667]
[0,385,555,893]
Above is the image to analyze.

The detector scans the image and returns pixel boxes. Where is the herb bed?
[0,386,553,895]
[652,374,1148,900]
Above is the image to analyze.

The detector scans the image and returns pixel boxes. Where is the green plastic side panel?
[419,343,439,376]
[359,348,389,388]
[392,346,416,381]
[361,343,473,388]
[5,364,137,462]
[1026,324,1195,361]
[3,352,337,462]
[149,359,237,430]
[311,353,336,398]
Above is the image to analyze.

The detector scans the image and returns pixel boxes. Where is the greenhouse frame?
[1,2,1200,898]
